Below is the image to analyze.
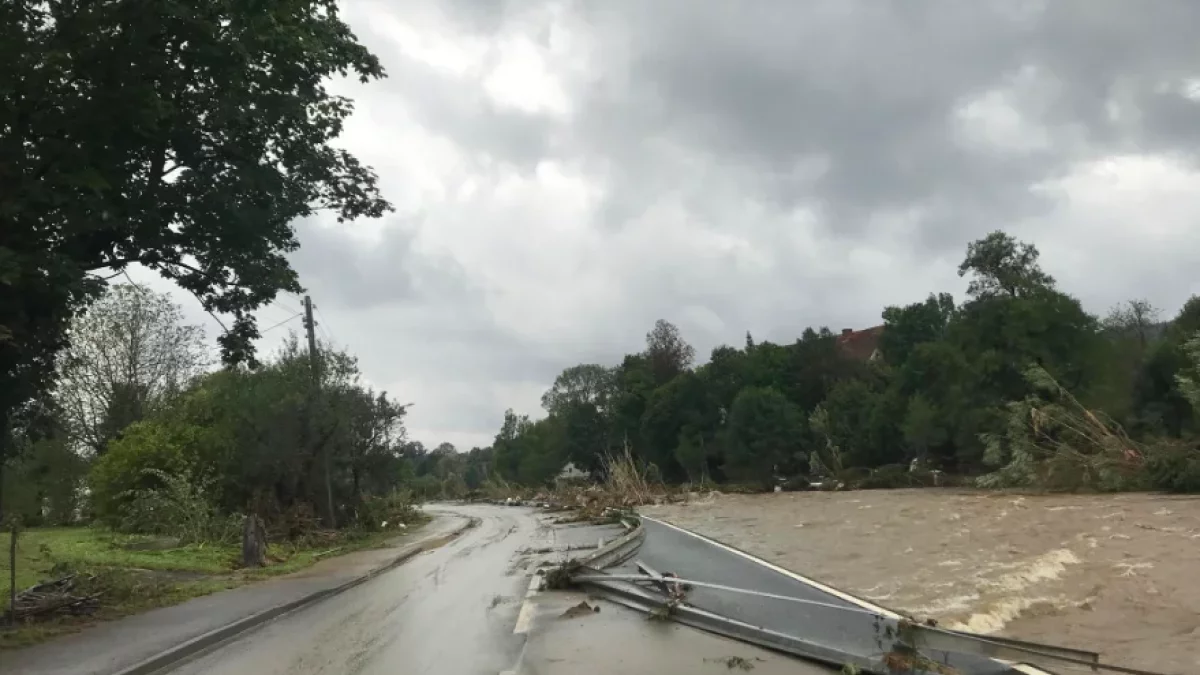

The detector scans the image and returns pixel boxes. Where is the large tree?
[57,284,209,455]
[1,0,391,505]
[541,364,616,416]
[958,231,1055,299]
[722,387,805,488]
[880,293,956,366]
[644,319,696,385]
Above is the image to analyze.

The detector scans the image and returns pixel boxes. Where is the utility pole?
[303,296,335,528]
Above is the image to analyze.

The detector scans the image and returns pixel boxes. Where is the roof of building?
[836,325,885,361]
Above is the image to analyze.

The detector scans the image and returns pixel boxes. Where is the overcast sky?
[135,0,1200,450]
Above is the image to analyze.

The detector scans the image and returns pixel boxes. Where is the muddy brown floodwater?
[642,489,1200,675]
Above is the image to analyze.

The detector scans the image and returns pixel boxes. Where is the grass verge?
[0,517,427,649]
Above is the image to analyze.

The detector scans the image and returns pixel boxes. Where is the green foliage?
[640,372,719,482]
[674,430,709,483]
[541,364,616,417]
[881,293,955,366]
[1143,444,1200,493]
[818,378,904,469]
[902,394,945,465]
[2,431,88,526]
[1174,332,1200,411]
[645,319,696,385]
[117,469,240,545]
[958,230,1055,299]
[355,492,421,531]
[90,420,200,523]
[723,387,805,487]
[977,365,1145,491]
[85,337,417,536]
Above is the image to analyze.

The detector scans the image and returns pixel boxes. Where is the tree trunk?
[241,514,268,568]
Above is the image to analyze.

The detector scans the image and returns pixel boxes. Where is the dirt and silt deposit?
[641,489,1200,674]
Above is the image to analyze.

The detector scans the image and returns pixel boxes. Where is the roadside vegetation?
[1,282,428,645]
[1,524,408,648]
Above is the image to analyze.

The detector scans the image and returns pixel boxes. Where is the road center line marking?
[640,515,904,620]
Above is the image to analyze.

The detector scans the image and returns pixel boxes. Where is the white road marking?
[1009,664,1056,675]
[512,574,542,634]
[640,515,904,619]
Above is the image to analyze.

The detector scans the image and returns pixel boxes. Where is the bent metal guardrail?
[562,515,1166,675]
[575,516,645,570]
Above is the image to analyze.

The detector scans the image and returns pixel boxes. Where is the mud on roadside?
[642,489,1200,675]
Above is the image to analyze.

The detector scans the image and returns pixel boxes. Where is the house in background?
[555,461,590,486]
[836,326,885,363]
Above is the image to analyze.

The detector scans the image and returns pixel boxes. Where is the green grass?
[1,519,427,649]
[5,528,236,589]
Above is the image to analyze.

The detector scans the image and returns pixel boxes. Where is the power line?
[313,303,336,346]
[260,312,302,334]
[121,268,228,334]
[271,296,303,315]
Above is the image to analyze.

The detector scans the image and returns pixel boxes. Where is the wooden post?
[8,521,17,626]
[304,296,335,528]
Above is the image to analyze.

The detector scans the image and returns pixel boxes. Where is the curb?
[113,516,479,675]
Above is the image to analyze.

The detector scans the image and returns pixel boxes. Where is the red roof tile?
[836,325,885,361]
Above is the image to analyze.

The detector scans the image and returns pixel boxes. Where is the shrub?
[1143,442,1200,493]
[355,492,421,531]
[118,469,239,545]
[89,420,199,523]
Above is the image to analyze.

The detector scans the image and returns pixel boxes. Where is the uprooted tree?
[977,364,1146,491]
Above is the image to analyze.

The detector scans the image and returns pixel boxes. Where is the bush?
[89,420,199,523]
[355,492,421,531]
[118,469,239,545]
[1143,443,1200,493]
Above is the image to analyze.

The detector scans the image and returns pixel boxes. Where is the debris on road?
[540,559,583,590]
[704,655,764,671]
[560,600,601,618]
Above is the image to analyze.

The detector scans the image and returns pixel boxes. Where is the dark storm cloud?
[289,217,479,311]
[551,0,1200,246]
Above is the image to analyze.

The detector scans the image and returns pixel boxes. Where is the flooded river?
[643,489,1200,674]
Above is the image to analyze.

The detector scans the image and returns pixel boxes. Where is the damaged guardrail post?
[541,513,645,590]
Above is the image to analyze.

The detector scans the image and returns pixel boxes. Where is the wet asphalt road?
[171,504,542,675]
